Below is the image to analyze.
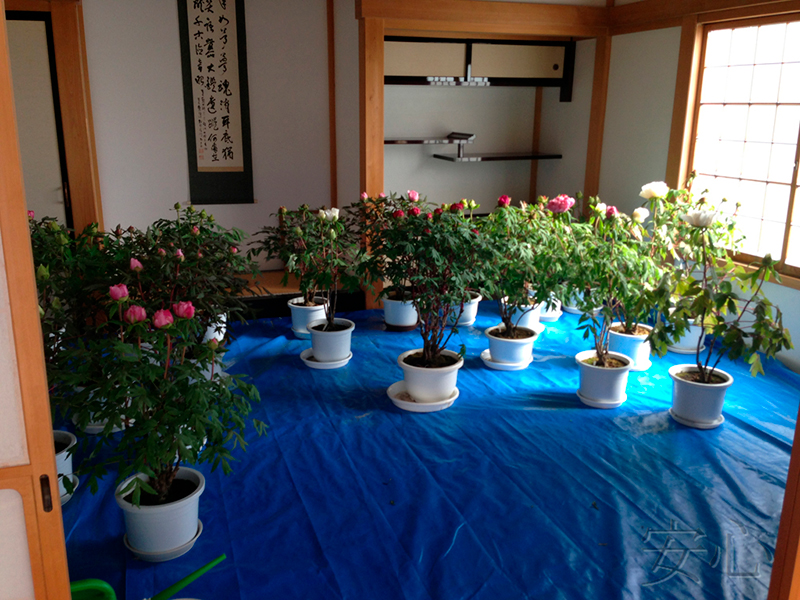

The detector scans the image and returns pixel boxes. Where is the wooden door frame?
[0,2,71,598]
[5,0,103,232]
[357,1,800,597]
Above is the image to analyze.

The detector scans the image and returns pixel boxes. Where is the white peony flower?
[632,207,650,223]
[326,207,340,221]
[639,181,669,199]
[682,209,716,228]
[594,202,607,213]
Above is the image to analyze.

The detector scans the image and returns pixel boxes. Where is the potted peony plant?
[478,194,573,370]
[571,199,658,407]
[251,204,362,366]
[385,198,487,411]
[353,191,421,331]
[597,195,664,372]
[52,219,264,561]
[648,183,792,429]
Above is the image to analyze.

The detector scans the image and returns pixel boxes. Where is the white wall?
[598,27,681,214]
[537,38,595,199]
[384,85,537,209]
[333,0,360,205]
[82,0,332,239]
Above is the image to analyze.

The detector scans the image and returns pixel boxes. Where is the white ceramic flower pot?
[115,467,205,560]
[668,324,705,354]
[485,325,535,364]
[500,297,542,330]
[307,318,355,363]
[287,297,327,339]
[540,296,562,322]
[668,365,733,429]
[575,350,633,408]
[383,298,418,330]
[53,430,76,497]
[451,292,482,326]
[397,349,464,403]
[607,322,653,371]
[202,313,227,344]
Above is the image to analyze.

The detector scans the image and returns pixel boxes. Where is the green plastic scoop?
[148,554,227,600]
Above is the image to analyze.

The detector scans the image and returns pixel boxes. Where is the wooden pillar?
[665,15,702,189]
[50,0,103,232]
[529,87,543,203]
[359,17,384,308]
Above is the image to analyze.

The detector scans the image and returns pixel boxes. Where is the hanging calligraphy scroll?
[177,0,254,204]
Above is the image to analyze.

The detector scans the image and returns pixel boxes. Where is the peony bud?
[172,301,195,319]
[27,210,35,220]
[197,251,203,258]
[361,192,368,200]
[329,229,337,240]
[379,192,386,199]
[191,226,200,236]
[200,209,208,218]
[158,247,167,257]
[318,210,326,220]
[153,309,174,329]
[393,210,405,219]
[130,258,144,272]
[128,226,136,233]
[174,202,182,210]
[36,264,50,281]
[124,305,146,324]
[231,246,238,254]
[434,208,443,216]
[407,190,419,202]
[207,338,219,350]
[606,206,619,219]
[187,205,195,213]
[632,207,650,223]
[450,203,464,213]
[409,207,421,217]
[109,284,129,301]
[426,212,433,220]
[498,195,511,208]
[175,249,185,261]
[294,226,303,236]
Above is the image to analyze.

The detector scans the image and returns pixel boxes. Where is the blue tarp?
[62,302,800,599]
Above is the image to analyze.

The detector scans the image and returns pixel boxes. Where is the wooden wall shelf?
[432,151,562,162]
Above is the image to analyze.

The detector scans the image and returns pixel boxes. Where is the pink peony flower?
[393,209,405,219]
[153,309,174,329]
[497,195,511,208]
[27,210,35,219]
[158,247,166,257]
[546,194,576,214]
[409,206,421,217]
[130,258,144,272]
[434,208,443,216]
[172,301,195,319]
[407,190,419,201]
[175,249,185,261]
[606,205,619,219]
[360,192,368,200]
[124,305,146,324]
[191,226,200,236]
[109,284,129,301]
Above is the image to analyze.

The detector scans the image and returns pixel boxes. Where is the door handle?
[39,474,53,512]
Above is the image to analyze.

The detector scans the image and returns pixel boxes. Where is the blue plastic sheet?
[62,302,800,599]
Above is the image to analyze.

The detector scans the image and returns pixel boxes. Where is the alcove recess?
[384,37,573,162]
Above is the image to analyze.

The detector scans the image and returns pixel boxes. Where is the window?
[690,16,800,277]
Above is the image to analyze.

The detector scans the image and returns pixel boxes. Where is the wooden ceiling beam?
[358,0,608,38]
[610,0,800,30]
